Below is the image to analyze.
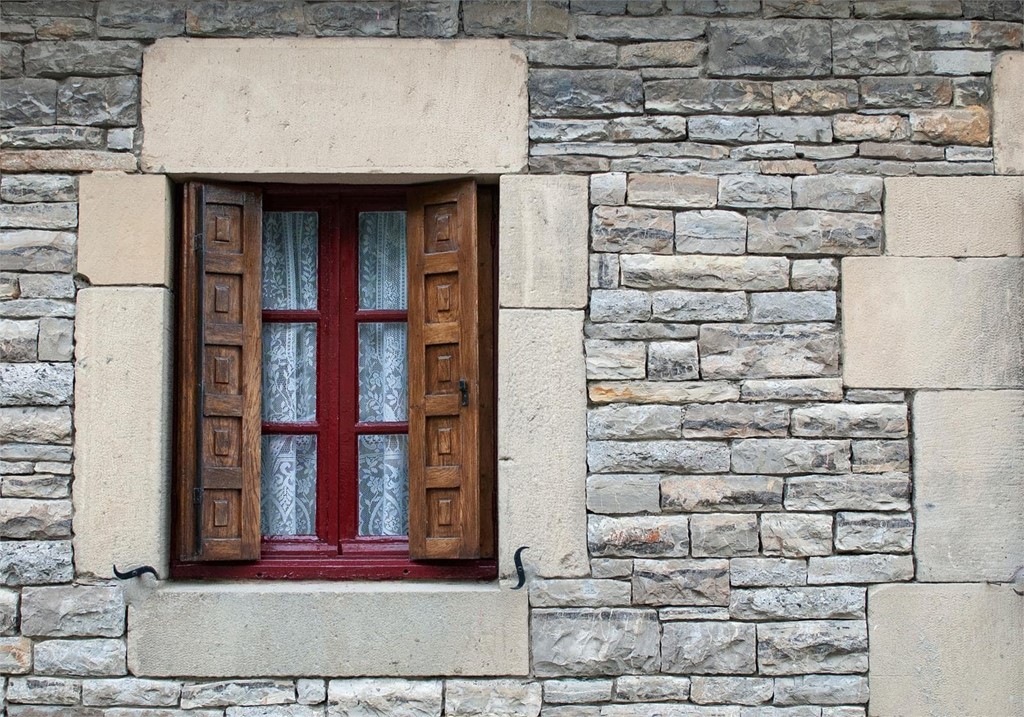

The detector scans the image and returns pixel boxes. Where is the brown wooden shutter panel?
[177,182,262,562]
[407,180,495,560]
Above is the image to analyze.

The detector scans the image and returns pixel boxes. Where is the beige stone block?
[127,582,528,677]
[994,52,1024,175]
[498,309,588,579]
[914,390,1024,583]
[141,39,528,178]
[884,176,1024,257]
[74,287,172,579]
[78,173,173,286]
[499,175,588,309]
[869,583,1024,716]
[842,258,1024,388]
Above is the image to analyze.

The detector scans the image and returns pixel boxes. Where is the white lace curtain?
[357,211,409,537]
[260,212,318,537]
[258,210,410,538]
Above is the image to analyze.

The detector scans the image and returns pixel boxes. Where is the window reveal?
[173,182,496,580]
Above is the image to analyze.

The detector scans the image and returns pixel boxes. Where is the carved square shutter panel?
[407,180,495,560]
[177,182,262,562]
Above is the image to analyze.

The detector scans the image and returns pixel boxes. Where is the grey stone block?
[531,608,660,676]
[632,559,730,607]
[662,621,756,675]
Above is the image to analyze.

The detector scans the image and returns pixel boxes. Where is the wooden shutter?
[407,180,495,560]
[177,182,262,562]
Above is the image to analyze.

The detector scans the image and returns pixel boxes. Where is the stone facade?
[1,1,1023,716]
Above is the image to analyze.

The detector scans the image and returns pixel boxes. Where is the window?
[172,181,497,580]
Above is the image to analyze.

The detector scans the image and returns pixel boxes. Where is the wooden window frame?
[172,183,497,581]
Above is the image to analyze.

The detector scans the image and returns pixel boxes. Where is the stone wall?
[1,1,1022,716]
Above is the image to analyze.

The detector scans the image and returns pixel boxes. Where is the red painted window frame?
[172,185,496,581]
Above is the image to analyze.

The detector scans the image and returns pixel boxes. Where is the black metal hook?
[113,564,159,580]
[511,546,529,590]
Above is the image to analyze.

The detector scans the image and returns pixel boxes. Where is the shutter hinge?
[193,232,204,252]
[193,487,202,505]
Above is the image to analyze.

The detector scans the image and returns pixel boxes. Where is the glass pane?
[261,434,317,536]
[262,323,316,422]
[358,434,409,536]
[263,211,318,310]
[358,322,408,423]
[359,211,407,310]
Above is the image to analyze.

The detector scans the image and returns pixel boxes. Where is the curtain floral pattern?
[260,212,318,536]
[357,211,410,536]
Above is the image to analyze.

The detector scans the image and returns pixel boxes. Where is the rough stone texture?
[774,675,869,706]
[760,513,834,557]
[74,288,172,579]
[750,292,837,323]
[675,210,747,255]
[791,403,908,438]
[884,176,1024,257]
[33,639,126,677]
[586,339,646,379]
[731,587,864,621]
[530,579,632,608]
[327,679,442,717]
[994,51,1024,175]
[0,363,73,406]
[622,254,789,291]
[834,512,913,553]
[748,210,883,255]
[531,609,660,676]
[0,636,32,674]
[0,230,75,273]
[914,391,1024,582]
[730,558,807,587]
[628,174,718,210]
[56,76,139,127]
[614,675,692,702]
[648,341,700,381]
[645,78,774,114]
[78,172,173,286]
[758,621,868,675]
[910,106,991,146]
[586,475,660,515]
[632,559,730,606]
[463,0,568,38]
[741,378,844,403]
[588,405,681,441]
[7,675,82,704]
[700,323,839,380]
[81,677,181,707]
[0,540,73,586]
[833,21,911,75]
[732,439,851,475]
[690,514,760,557]
[689,676,772,706]
[662,621,757,675]
[808,554,914,584]
[0,498,71,539]
[20,586,124,638]
[785,473,911,511]
[707,20,832,77]
[530,69,643,117]
[499,309,588,578]
[591,205,675,254]
[445,679,542,716]
[588,515,690,557]
[142,38,527,175]
[661,475,783,512]
[25,41,142,77]
[792,175,883,212]
[180,680,293,708]
[718,175,792,209]
[653,290,748,323]
[588,440,731,475]
[843,258,1024,388]
[683,403,788,438]
[869,584,1024,716]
